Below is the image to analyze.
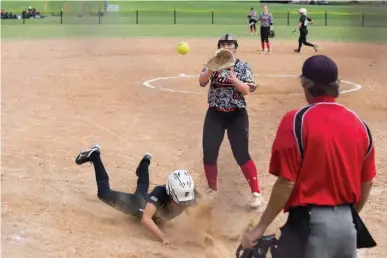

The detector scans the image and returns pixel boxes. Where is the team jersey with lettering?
[299,14,312,29]
[200,59,256,110]
[258,12,274,27]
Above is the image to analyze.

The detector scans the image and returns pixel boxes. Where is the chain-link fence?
[5,8,387,27]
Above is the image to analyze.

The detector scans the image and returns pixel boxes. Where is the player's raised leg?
[134,153,152,196]
[75,145,139,215]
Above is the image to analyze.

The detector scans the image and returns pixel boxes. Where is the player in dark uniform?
[293,8,318,53]
[247,7,258,35]
[257,5,274,54]
[75,144,196,245]
[198,34,264,209]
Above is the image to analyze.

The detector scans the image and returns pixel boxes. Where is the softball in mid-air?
[177,41,190,55]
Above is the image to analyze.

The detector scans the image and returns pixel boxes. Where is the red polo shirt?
[269,97,376,210]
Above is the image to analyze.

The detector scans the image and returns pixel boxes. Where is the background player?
[198,34,264,209]
[247,7,258,35]
[293,8,318,53]
[257,5,274,54]
[75,144,196,245]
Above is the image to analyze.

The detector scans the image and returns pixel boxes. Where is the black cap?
[301,55,338,84]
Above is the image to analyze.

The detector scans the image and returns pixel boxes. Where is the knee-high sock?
[204,164,218,191]
[240,159,260,193]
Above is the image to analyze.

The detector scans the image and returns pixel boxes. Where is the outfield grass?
[2,24,387,43]
[1,1,387,42]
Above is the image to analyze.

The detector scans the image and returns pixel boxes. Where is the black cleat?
[294,49,300,53]
[75,144,101,165]
[313,45,318,52]
[136,153,152,176]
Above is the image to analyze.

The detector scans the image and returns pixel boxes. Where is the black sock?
[90,153,110,193]
[298,40,302,50]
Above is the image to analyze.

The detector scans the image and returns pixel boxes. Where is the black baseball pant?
[202,107,251,166]
[249,19,257,33]
[260,26,270,43]
[90,152,150,219]
[297,28,315,51]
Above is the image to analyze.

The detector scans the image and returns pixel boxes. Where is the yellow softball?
[177,41,190,55]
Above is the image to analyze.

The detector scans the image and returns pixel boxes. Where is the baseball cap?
[300,55,338,84]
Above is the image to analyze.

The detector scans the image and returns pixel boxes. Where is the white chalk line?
[142,74,363,95]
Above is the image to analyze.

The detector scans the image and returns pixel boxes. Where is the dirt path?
[2,38,387,258]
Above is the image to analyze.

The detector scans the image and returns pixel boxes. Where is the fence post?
[211,10,214,24]
[361,13,365,26]
[136,10,138,24]
[287,11,289,26]
[98,8,101,24]
[174,9,176,24]
[60,7,63,24]
[325,11,327,26]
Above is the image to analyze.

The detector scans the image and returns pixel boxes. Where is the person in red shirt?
[241,55,376,258]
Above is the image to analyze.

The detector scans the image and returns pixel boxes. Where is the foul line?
[142,74,363,95]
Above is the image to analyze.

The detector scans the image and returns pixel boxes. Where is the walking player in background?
[258,5,274,54]
[75,144,196,245]
[293,8,318,53]
[247,7,258,35]
[242,55,376,257]
[198,34,264,209]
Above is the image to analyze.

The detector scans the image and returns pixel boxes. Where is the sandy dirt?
[1,38,387,258]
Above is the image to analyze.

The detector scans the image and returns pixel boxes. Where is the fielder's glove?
[269,30,275,38]
[205,48,235,72]
[236,234,278,258]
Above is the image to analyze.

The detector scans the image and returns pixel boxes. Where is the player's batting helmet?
[217,33,239,49]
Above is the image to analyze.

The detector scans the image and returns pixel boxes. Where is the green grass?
[2,24,387,43]
[1,1,387,42]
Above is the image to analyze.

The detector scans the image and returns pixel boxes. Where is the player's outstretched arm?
[141,203,171,245]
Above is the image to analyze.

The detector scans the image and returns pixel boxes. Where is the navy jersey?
[299,14,312,29]
[146,185,183,224]
[200,59,256,110]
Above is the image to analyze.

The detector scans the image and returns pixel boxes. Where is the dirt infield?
[2,38,387,258]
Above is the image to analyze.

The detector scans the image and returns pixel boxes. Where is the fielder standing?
[293,8,318,53]
[257,5,274,54]
[198,34,264,209]
[247,7,258,35]
[242,55,376,257]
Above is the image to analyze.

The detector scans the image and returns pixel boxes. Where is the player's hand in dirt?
[162,238,172,246]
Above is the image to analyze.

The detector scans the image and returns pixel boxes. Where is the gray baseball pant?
[306,205,357,258]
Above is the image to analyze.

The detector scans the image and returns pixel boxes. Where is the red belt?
[214,107,238,112]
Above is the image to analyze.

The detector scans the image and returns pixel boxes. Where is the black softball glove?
[236,234,278,258]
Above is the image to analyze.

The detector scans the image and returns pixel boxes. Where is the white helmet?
[299,8,307,15]
[166,170,195,205]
